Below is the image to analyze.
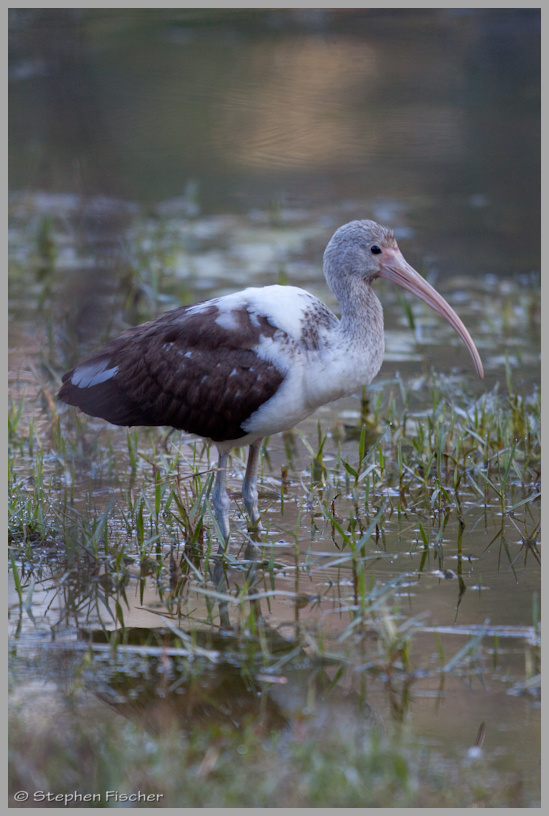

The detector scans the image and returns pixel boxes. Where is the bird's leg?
[242,439,263,533]
[211,451,232,628]
[212,451,231,546]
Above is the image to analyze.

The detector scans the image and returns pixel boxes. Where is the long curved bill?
[379,248,484,379]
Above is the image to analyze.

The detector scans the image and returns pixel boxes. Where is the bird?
[58,219,484,544]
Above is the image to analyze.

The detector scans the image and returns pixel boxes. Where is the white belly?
[242,336,384,439]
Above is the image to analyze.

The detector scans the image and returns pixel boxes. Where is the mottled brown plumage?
[59,302,285,441]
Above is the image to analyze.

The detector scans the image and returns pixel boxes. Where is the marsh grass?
[9,369,540,654]
[9,347,541,805]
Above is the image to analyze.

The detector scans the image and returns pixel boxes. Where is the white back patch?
[215,309,239,331]
[245,286,317,338]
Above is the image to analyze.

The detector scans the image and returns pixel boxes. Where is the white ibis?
[58,220,483,543]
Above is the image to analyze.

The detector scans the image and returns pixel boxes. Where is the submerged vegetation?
[8,196,540,806]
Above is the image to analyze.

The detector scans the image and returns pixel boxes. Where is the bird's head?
[324,220,484,379]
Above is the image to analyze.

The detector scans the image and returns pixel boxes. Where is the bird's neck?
[335,277,384,350]
[307,278,385,401]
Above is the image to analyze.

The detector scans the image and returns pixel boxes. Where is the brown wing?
[58,302,285,442]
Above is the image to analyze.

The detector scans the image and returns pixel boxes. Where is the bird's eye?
[371,245,382,255]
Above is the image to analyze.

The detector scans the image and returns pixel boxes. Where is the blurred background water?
[9,7,540,281]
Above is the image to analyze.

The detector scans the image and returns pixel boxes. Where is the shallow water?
[9,8,540,807]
